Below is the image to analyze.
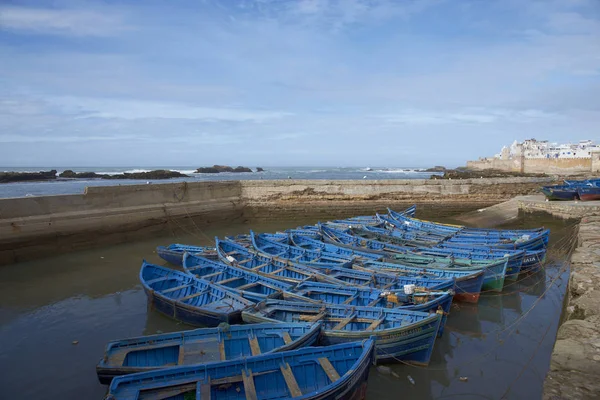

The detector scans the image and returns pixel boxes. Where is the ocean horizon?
[0,166,442,198]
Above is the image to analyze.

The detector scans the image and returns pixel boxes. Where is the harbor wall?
[0,177,554,265]
[543,215,600,399]
[466,158,522,172]
[467,157,593,175]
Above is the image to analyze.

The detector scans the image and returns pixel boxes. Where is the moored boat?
[106,338,376,400]
[156,244,216,266]
[140,261,254,326]
[183,252,292,302]
[96,322,321,384]
[243,300,441,364]
[541,185,580,201]
[284,280,454,336]
[577,186,600,201]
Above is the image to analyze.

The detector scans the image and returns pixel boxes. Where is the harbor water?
[0,210,575,399]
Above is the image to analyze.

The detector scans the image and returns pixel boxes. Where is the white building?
[494,139,600,160]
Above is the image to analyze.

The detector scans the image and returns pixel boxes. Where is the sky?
[0,0,599,168]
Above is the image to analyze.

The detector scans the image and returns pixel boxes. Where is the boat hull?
[96,323,321,384]
[144,287,244,327]
[106,340,376,400]
[453,271,485,303]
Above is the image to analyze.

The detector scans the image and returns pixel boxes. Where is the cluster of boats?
[98,206,549,399]
[541,178,600,201]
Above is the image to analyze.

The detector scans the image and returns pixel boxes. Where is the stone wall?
[523,158,591,174]
[467,156,593,175]
[543,217,600,400]
[466,158,521,172]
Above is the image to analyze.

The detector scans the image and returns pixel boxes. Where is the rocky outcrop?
[424,166,447,172]
[543,216,600,400]
[59,170,101,179]
[256,167,265,172]
[0,170,57,183]
[434,168,547,180]
[232,166,252,173]
[105,170,189,180]
[59,170,188,180]
[195,165,253,173]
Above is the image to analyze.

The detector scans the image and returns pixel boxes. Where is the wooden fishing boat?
[96,322,321,384]
[564,178,600,186]
[360,256,507,293]
[387,208,545,237]
[340,224,526,280]
[317,225,507,292]
[140,261,254,327]
[294,261,456,292]
[251,231,353,265]
[348,223,544,275]
[156,244,216,266]
[216,238,349,285]
[106,338,375,400]
[219,236,482,302]
[541,185,580,201]
[284,280,454,336]
[219,237,456,292]
[243,300,441,365]
[386,209,550,250]
[382,212,549,251]
[183,253,292,302]
[577,186,600,201]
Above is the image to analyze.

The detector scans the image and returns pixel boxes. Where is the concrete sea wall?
[0,177,554,265]
[543,215,600,399]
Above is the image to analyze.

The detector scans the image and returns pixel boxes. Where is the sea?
[0,166,441,198]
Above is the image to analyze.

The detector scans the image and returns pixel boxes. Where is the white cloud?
[0,6,128,36]
[47,97,292,122]
[378,109,560,125]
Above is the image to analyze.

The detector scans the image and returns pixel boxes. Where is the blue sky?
[1,0,599,167]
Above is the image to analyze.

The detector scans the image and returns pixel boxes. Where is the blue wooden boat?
[219,236,483,303]
[382,212,549,251]
[386,208,550,244]
[183,253,293,302]
[251,231,353,266]
[156,244,216,266]
[541,185,580,201]
[342,224,526,280]
[290,259,456,292]
[218,237,455,292]
[140,261,254,327]
[284,280,453,336]
[350,223,544,274]
[106,338,375,400]
[216,238,349,285]
[577,186,600,201]
[289,232,384,261]
[388,207,547,237]
[96,322,321,384]
[317,224,507,292]
[564,178,600,186]
[353,261,485,303]
[243,300,441,365]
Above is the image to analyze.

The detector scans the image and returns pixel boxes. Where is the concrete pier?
[0,177,554,265]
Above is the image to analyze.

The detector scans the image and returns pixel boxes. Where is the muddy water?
[0,212,576,399]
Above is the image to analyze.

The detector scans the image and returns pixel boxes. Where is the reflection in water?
[0,212,576,399]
